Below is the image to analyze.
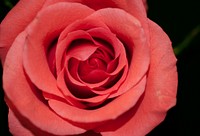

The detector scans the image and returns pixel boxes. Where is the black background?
[1,0,200,135]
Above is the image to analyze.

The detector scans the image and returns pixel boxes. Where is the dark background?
[0,0,200,135]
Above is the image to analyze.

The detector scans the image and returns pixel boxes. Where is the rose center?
[78,49,109,83]
[80,58,105,76]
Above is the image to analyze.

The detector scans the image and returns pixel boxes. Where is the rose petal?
[91,45,114,64]
[0,0,45,64]
[91,66,128,95]
[95,19,177,136]
[49,76,146,129]
[44,0,147,19]
[47,39,57,76]
[68,57,81,81]
[57,28,126,94]
[66,60,127,96]
[23,2,94,98]
[86,28,128,92]
[87,27,128,75]
[142,0,148,10]
[67,58,111,90]
[87,8,150,97]
[146,20,177,110]
[57,68,89,109]
[44,0,118,10]
[107,57,119,73]
[57,68,110,108]
[8,109,34,136]
[66,34,99,61]
[58,17,109,41]
[56,30,98,75]
[79,69,109,83]
[67,57,127,96]
[64,68,97,99]
[66,58,86,87]
[3,32,86,135]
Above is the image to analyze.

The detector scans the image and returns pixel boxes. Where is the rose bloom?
[0,0,177,136]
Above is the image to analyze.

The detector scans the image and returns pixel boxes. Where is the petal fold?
[0,0,46,64]
[87,8,150,97]
[49,77,146,129]
[96,19,177,136]
[23,2,94,98]
[3,32,85,135]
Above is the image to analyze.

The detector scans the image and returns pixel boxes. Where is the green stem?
[173,25,200,55]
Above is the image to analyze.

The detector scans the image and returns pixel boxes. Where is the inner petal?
[79,69,109,84]
[56,30,98,75]
[47,38,58,77]
[78,54,107,77]
[66,38,99,61]
[86,8,150,98]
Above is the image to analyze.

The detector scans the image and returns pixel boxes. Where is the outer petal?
[96,20,177,136]
[82,0,148,34]
[44,0,118,10]
[23,2,94,99]
[86,8,150,97]
[142,0,148,10]
[8,109,34,136]
[44,0,147,17]
[3,32,85,135]
[48,77,146,130]
[43,0,148,33]
[0,0,45,64]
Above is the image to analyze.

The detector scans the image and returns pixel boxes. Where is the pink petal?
[79,69,109,83]
[56,21,111,60]
[56,30,98,75]
[8,109,34,136]
[23,2,94,98]
[65,59,85,87]
[44,0,147,21]
[68,57,81,81]
[61,68,96,99]
[49,77,146,130]
[145,20,177,111]
[91,45,114,64]
[3,32,86,135]
[46,39,57,76]
[58,28,124,93]
[57,68,110,107]
[96,20,177,136]
[142,0,148,10]
[107,57,119,73]
[44,0,118,10]
[87,27,128,77]
[87,27,123,59]
[68,53,127,96]
[0,0,45,64]
[91,66,128,95]
[58,17,109,41]
[57,69,87,109]
[87,8,150,97]
[68,58,110,88]
[66,33,99,61]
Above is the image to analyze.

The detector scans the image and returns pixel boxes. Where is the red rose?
[0,0,178,135]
